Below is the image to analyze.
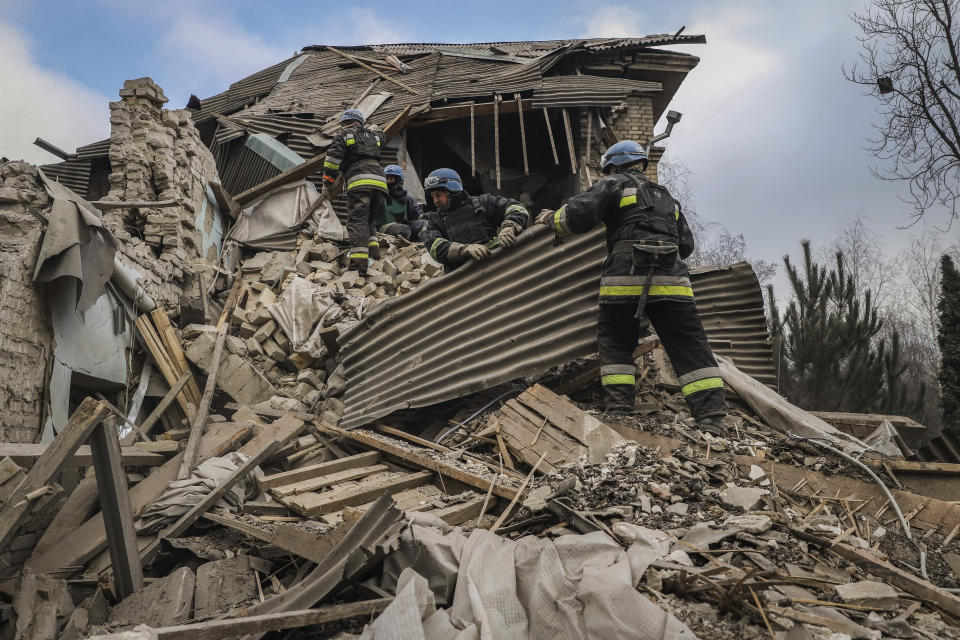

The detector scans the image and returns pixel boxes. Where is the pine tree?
[939,255,960,430]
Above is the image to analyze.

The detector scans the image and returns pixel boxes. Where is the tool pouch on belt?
[631,241,679,319]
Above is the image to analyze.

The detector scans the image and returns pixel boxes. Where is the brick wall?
[0,163,53,443]
[606,96,660,182]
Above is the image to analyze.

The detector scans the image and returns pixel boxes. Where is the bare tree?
[658,153,777,285]
[824,213,893,307]
[845,0,960,222]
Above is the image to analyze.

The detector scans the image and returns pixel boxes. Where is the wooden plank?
[140,440,281,564]
[408,99,534,126]
[874,460,960,475]
[150,309,202,405]
[375,425,453,454]
[135,316,194,417]
[89,417,144,599]
[26,421,251,574]
[270,464,389,498]
[427,495,489,525]
[179,278,244,480]
[0,398,110,555]
[286,471,432,517]
[494,94,501,190]
[0,444,166,467]
[318,423,519,501]
[90,199,178,209]
[561,108,577,174]
[543,108,559,165]
[207,181,241,219]
[258,451,381,490]
[151,599,393,640]
[826,541,960,617]
[327,46,418,94]
[516,93,529,175]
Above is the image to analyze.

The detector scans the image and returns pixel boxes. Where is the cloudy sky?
[1,0,956,281]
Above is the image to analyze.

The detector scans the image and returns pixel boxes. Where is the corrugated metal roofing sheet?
[532,75,662,108]
[338,226,773,429]
[75,138,110,159]
[39,159,91,197]
[194,55,300,123]
[304,35,706,56]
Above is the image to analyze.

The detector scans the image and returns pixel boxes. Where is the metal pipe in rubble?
[644,110,682,157]
[111,255,156,312]
[788,433,930,583]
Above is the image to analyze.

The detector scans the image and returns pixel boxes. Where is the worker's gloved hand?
[497,221,522,248]
[463,244,491,261]
[535,209,555,225]
[446,242,466,260]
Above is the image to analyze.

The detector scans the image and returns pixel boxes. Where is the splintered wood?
[489,384,626,474]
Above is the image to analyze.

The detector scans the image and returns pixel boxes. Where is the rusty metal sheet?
[339,226,774,429]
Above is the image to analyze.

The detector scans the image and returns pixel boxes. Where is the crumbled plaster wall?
[102,77,222,309]
[0,163,53,443]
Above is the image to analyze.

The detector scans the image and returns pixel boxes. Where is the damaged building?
[0,34,959,640]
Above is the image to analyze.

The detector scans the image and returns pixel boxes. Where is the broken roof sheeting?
[338,226,774,429]
[193,55,301,124]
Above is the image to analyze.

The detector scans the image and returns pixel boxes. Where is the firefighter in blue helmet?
[376,164,427,240]
[322,109,386,274]
[536,140,726,435]
[420,168,530,270]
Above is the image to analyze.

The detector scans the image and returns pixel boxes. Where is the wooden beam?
[326,46,418,94]
[494,95,501,191]
[0,444,166,467]
[26,421,252,574]
[285,470,432,517]
[150,309,202,405]
[270,464,389,498]
[561,108,577,174]
[178,278,244,480]
[317,422,520,501]
[543,108,559,165]
[135,315,195,417]
[516,93,529,175]
[0,398,110,554]
[470,101,476,177]
[139,372,192,438]
[409,99,534,126]
[90,199,179,210]
[151,599,393,640]
[141,440,280,564]
[207,182,241,219]
[258,451,381,490]
[89,417,143,599]
[427,495,489,525]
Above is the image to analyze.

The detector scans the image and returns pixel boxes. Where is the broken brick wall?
[0,163,53,443]
[605,95,660,182]
[103,77,222,309]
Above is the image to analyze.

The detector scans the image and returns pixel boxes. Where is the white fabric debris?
[266,276,338,357]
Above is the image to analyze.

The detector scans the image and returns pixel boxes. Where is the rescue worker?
[322,109,386,274]
[535,141,726,435]
[420,168,530,271]
[377,164,427,240]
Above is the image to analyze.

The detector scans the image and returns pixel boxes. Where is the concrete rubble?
[0,35,959,640]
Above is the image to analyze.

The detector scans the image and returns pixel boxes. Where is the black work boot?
[696,414,726,437]
[368,237,381,260]
[602,385,637,416]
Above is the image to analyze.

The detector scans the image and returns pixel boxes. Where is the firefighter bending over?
[420,168,530,271]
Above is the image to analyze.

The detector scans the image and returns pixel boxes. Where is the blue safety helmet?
[600,140,648,174]
[423,168,463,193]
[384,164,404,179]
[339,109,365,125]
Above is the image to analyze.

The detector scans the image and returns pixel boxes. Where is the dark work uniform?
[322,126,386,264]
[544,168,724,418]
[421,192,529,269]
[377,183,426,240]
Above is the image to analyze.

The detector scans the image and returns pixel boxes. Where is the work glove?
[463,244,491,261]
[446,242,466,260]
[535,209,555,225]
[497,221,522,248]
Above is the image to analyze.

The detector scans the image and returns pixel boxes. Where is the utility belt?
[612,240,679,319]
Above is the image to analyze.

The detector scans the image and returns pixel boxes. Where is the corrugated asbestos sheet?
[338,226,774,429]
[39,159,91,197]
